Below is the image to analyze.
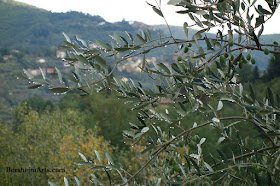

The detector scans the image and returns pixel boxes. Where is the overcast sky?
[16,0,280,34]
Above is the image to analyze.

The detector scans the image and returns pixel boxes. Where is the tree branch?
[121,116,267,185]
[211,144,280,168]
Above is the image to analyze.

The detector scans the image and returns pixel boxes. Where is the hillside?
[0,0,139,51]
[1,0,280,70]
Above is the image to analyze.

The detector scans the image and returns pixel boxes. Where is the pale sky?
[16,0,280,34]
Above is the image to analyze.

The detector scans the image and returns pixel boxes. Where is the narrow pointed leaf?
[62,32,71,43]
[23,69,34,79]
[28,84,42,89]
[95,56,107,69]
[78,152,88,162]
[64,177,69,186]
[152,7,164,17]
[55,67,63,84]
[94,150,102,164]
[50,87,69,93]
[74,177,81,186]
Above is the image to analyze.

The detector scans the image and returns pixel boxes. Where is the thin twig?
[272,153,280,177]
[211,145,280,168]
[121,116,268,185]
[77,38,280,89]
[186,162,269,184]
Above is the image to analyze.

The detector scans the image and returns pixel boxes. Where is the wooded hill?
[1,0,279,70]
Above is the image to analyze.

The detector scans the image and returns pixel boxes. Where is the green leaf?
[217,137,225,144]
[232,53,242,65]
[190,158,201,175]
[242,103,260,111]
[123,130,135,138]
[145,29,152,41]
[198,46,204,55]
[141,30,147,41]
[236,130,244,146]
[125,31,134,44]
[152,6,164,17]
[235,0,240,12]
[96,40,112,50]
[76,35,87,48]
[136,34,146,43]
[141,127,149,133]
[77,162,92,166]
[32,78,50,85]
[62,32,71,43]
[257,5,271,14]
[105,152,114,165]
[259,109,273,114]
[39,67,45,80]
[217,101,223,111]
[171,63,183,74]
[135,102,150,110]
[95,56,107,69]
[92,165,105,171]
[228,30,233,41]
[194,15,204,27]
[50,87,69,93]
[204,162,214,172]
[28,84,42,89]
[182,23,189,39]
[94,150,102,164]
[267,87,275,107]
[48,181,57,186]
[141,55,146,71]
[64,177,69,186]
[196,10,207,15]
[230,174,243,181]
[205,35,213,50]
[23,69,34,79]
[113,32,122,46]
[58,45,70,49]
[249,84,256,102]
[193,34,200,48]
[74,176,81,186]
[63,41,78,49]
[255,16,264,28]
[215,13,230,21]
[114,47,130,52]
[239,83,243,95]
[16,74,29,80]
[78,152,88,162]
[76,55,89,65]
[158,63,171,74]
[258,24,264,37]
[55,67,63,84]
[241,2,245,10]
[120,36,128,45]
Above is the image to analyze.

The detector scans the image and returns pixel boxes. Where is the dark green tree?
[252,66,259,82]
[59,92,138,148]
[266,52,280,80]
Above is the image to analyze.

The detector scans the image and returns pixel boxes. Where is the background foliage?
[0,104,113,185]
